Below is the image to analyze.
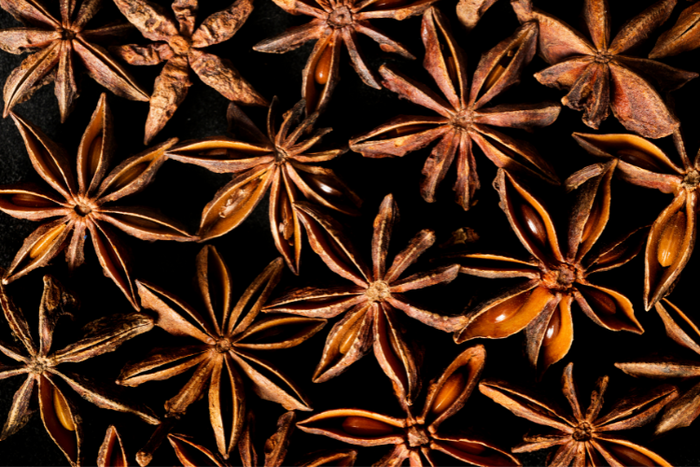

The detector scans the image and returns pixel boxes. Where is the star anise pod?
[264,194,463,403]
[511,0,697,139]
[617,298,700,435]
[253,0,438,114]
[573,130,700,310]
[0,0,149,122]
[480,362,677,466]
[112,0,267,144]
[166,98,361,274]
[350,8,560,210]
[650,1,700,58]
[118,246,325,465]
[449,166,646,372]
[98,425,129,467]
[238,410,358,467]
[298,345,521,466]
[0,275,158,467]
[0,94,191,309]
[456,0,498,31]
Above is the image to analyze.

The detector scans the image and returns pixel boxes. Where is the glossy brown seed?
[518,203,547,247]
[487,291,531,324]
[657,211,686,267]
[584,288,617,315]
[607,444,657,467]
[482,49,514,92]
[446,440,486,455]
[10,194,57,208]
[542,307,561,347]
[303,173,344,199]
[53,387,76,432]
[431,372,466,415]
[387,124,433,138]
[29,224,67,259]
[617,149,663,172]
[338,320,363,355]
[315,45,334,85]
[341,416,395,437]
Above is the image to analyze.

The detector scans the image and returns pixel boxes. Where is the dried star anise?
[450,166,647,372]
[0,0,149,121]
[112,0,266,144]
[0,94,191,309]
[456,0,498,31]
[253,0,437,114]
[480,362,677,466]
[298,345,521,466]
[118,246,325,465]
[264,194,463,403]
[617,298,700,435]
[573,130,700,310]
[98,425,128,467]
[511,0,697,138]
[350,8,560,210]
[0,275,158,467]
[166,98,361,274]
[650,1,700,58]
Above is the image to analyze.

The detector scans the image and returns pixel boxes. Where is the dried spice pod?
[298,345,521,466]
[265,194,463,404]
[97,426,128,467]
[0,0,149,122]
[351,8,560,210]
[573,130,699,310]
[511,0,697,138]
[119,246,324,465]
[166,99,361,275]
[456,0,499,31]
[480,362,677,466]
[112,0,266,144]
[0,275,159,467]
[616,298,700,435]
[650,1,700,58]
[168,433,230,467]
[253,0,438,114]
[0,94,192,309]
[450,166,646,372]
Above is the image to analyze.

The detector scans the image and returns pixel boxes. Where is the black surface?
[0,0,700,465]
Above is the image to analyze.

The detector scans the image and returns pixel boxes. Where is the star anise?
[617,298,700,435]
[98,425,129,467]
[479,362,677,466]
[112,0,267,144]
[511,0,697,139]
[118,246,325,465]
[0,0,149,122]
[0,94,191,309]
[298,345,521,466]
[573,130,700,310]
[253,0,438,114]
[456,0,498,31]
[449,166,647,372]
[0,275,158,467]
[350,8,560,210]
[166,98,361,275]
[265,194,463,403]
[650,1,700,58]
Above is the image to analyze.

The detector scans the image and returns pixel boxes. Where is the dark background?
[0,0,700,465]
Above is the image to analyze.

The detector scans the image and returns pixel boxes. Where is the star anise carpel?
[573,129,700,310]
[166,98,361,275]
[98,425,129,467]
[0,0,149,122]
[264,194,463,404]
[350,7,560,211]
[450,165,646,372]
[0,93,191,309]
[617,297,700,435]
[650,1,700,59]
[511,0,697,139]
[0,274,158,467]
[253,0,438,115]
[112,0,267,144]
[118,245,325,465]
[168,433,231,467]
[298,345,521,466]
[480,362,677,466]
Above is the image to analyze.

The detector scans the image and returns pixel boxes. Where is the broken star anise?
[616,298,700,435]
[264,194,463,404]
[511,0,697,139]
[166,98,361,275]
[253,0,438,114]
[480,362,677,466]
[350,8,560,210]
[112,0,267,144]
[573,130,700,310]
[650,1,700,59]
[0,275,158,467]
[0,93,191,309]
[0,0,149,121]
[298,345,521,466]
[450,166,647,372]
[118,246,325,465]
